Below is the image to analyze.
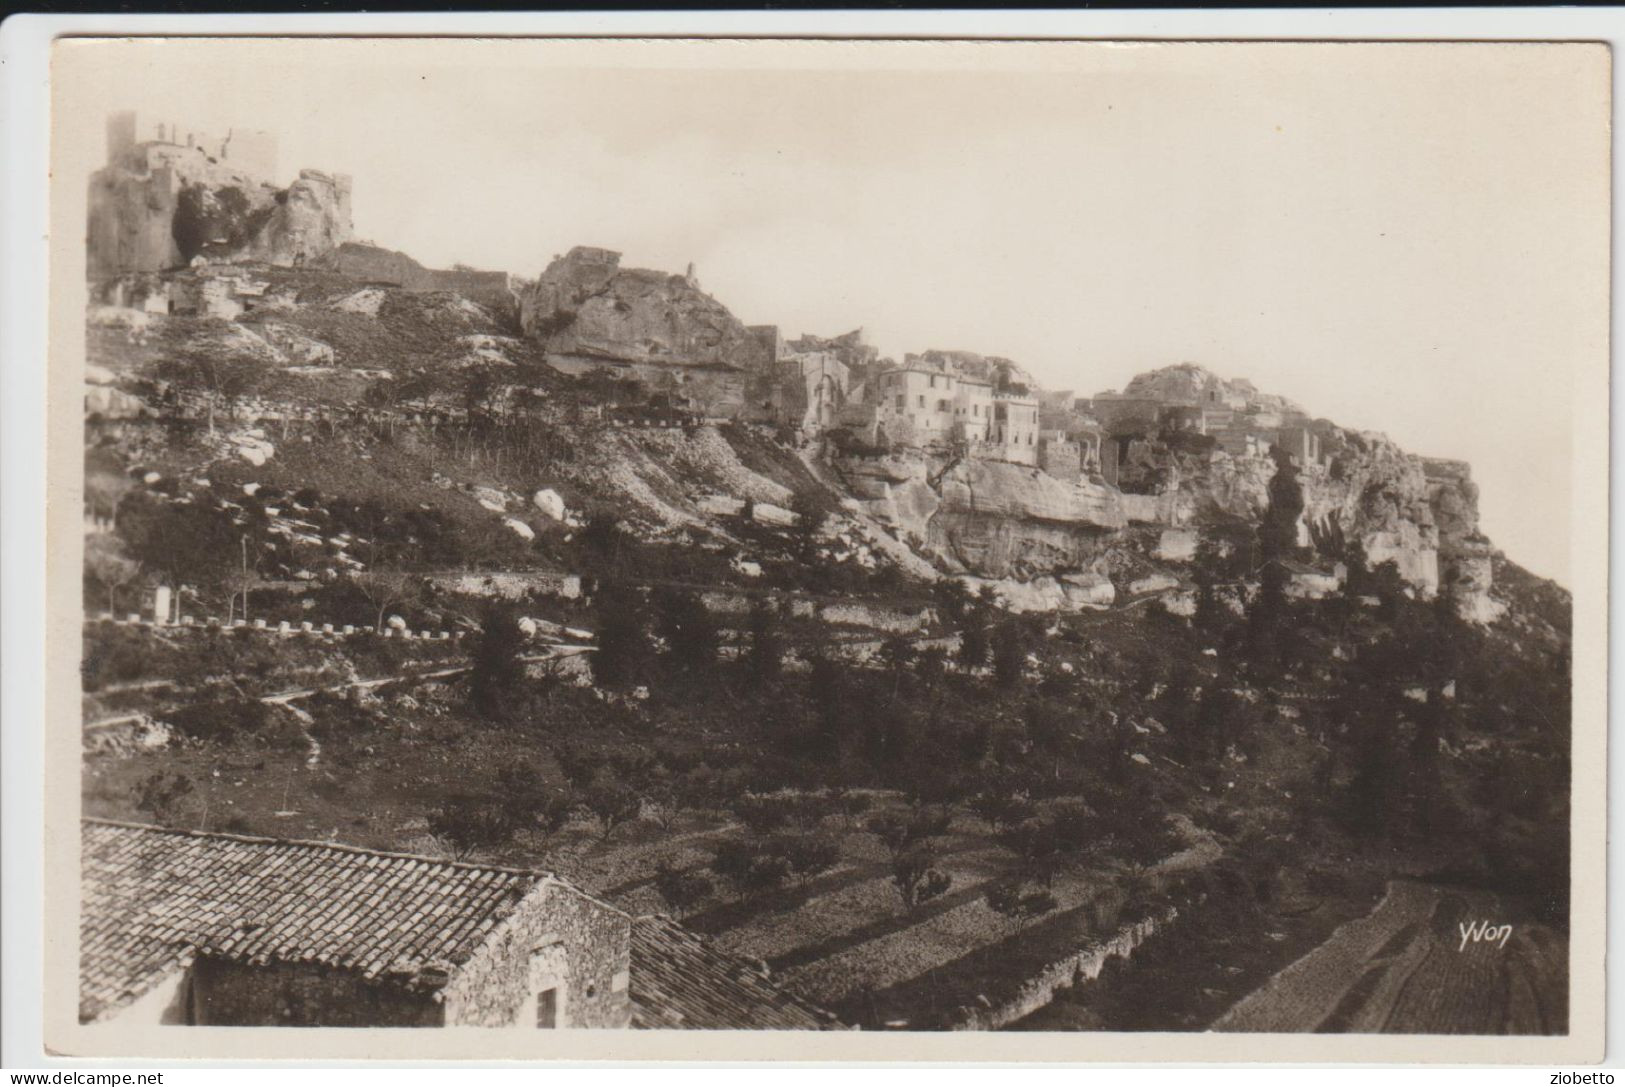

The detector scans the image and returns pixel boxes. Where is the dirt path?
[1212,881,1567,1034]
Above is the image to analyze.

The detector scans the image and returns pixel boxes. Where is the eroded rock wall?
[519,247,768,372]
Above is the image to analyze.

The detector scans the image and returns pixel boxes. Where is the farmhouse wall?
[187,957,444,1027]
[439,880,632,1028]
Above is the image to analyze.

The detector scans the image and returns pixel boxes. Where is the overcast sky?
[58,39,1608,586]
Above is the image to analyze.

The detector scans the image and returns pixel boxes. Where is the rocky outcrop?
[87,143,352,277]
[836,452,1127,580]
[519,247,768,371]
[313,242,517,317]
[1423,458,1500,620]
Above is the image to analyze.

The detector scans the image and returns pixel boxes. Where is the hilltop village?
[86,111,1498,620]
[78,113,1569,1034]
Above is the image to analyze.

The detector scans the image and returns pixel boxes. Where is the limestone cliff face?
[87,144,352,278]
[837,452,1127,579]
[832,397,1491,613]
[519,247,766,370]
[239,170,353,266]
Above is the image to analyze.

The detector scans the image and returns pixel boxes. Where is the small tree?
[135,771,194,826]
[985,877,1059,937]
[352,569,416,634]
[744,598,784,687]
[711,839,793,894]
[494,763,574,839]
[157,347,263,436]
[879,634,916,696]
[653,861,714,913]
[470,604,526,720]
[584,781,643,840]
[992,620,1027,689]
[591,580,652,690]
[959,617,991,671]
[581,508,626,570]
[778,833,841,883]
[788,488,830,563]
[970,785,1034,832]
[654,587,719,675]
[119,496,239,619]
[84,457,133,525]
[890,845,953,913]
[428,794,519,860]
[85,535,140,615]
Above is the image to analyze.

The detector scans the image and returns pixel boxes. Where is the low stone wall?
[428,570,582,600]
[87,613,465,642]
[697,591,931,633]
[945,907,1174,1031]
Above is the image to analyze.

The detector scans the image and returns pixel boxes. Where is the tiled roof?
[80,819,545,1022]
[628,915,846,1031]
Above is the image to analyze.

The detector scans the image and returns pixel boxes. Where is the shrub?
[653,861,714,913]
[427,793,521,860]
[470,604,526,720]
[583,781,643,840]
[165,699,281,745]
[711,838,792,893]
[890,845,953,912]
[776,832,841,881]
[985,877,1059,936]
[134,771,194,825]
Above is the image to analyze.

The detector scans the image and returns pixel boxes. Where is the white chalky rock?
[242,482,260,496]
[503,518,535,541]
[387,614,408,631]
[753,503,796,527]
[1131,753,1152,766]
[143,471,162,485]
[532,489,567,521]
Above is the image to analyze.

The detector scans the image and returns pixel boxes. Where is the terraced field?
[547,806,1222,1030]
[1213,881,1567,1034]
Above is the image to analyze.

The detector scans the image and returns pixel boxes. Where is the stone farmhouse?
[80,820,842,1030]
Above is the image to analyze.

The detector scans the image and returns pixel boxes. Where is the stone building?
[1036,431,1082,483]
[990,390,1040,466]
[875,365,958,444]
[1274,425,1322,467]
[952,376,995,442]
[80,820,840,1030]
[106,110,279,182]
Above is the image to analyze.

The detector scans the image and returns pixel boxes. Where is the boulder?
[532,488,567,521]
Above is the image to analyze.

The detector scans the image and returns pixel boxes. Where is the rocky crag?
[88,140,352,278]
[519,247,767,372]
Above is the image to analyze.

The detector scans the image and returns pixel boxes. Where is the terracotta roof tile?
[629,915,847,1030]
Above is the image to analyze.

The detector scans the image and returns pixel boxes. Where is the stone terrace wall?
[945,909,1173,1031]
